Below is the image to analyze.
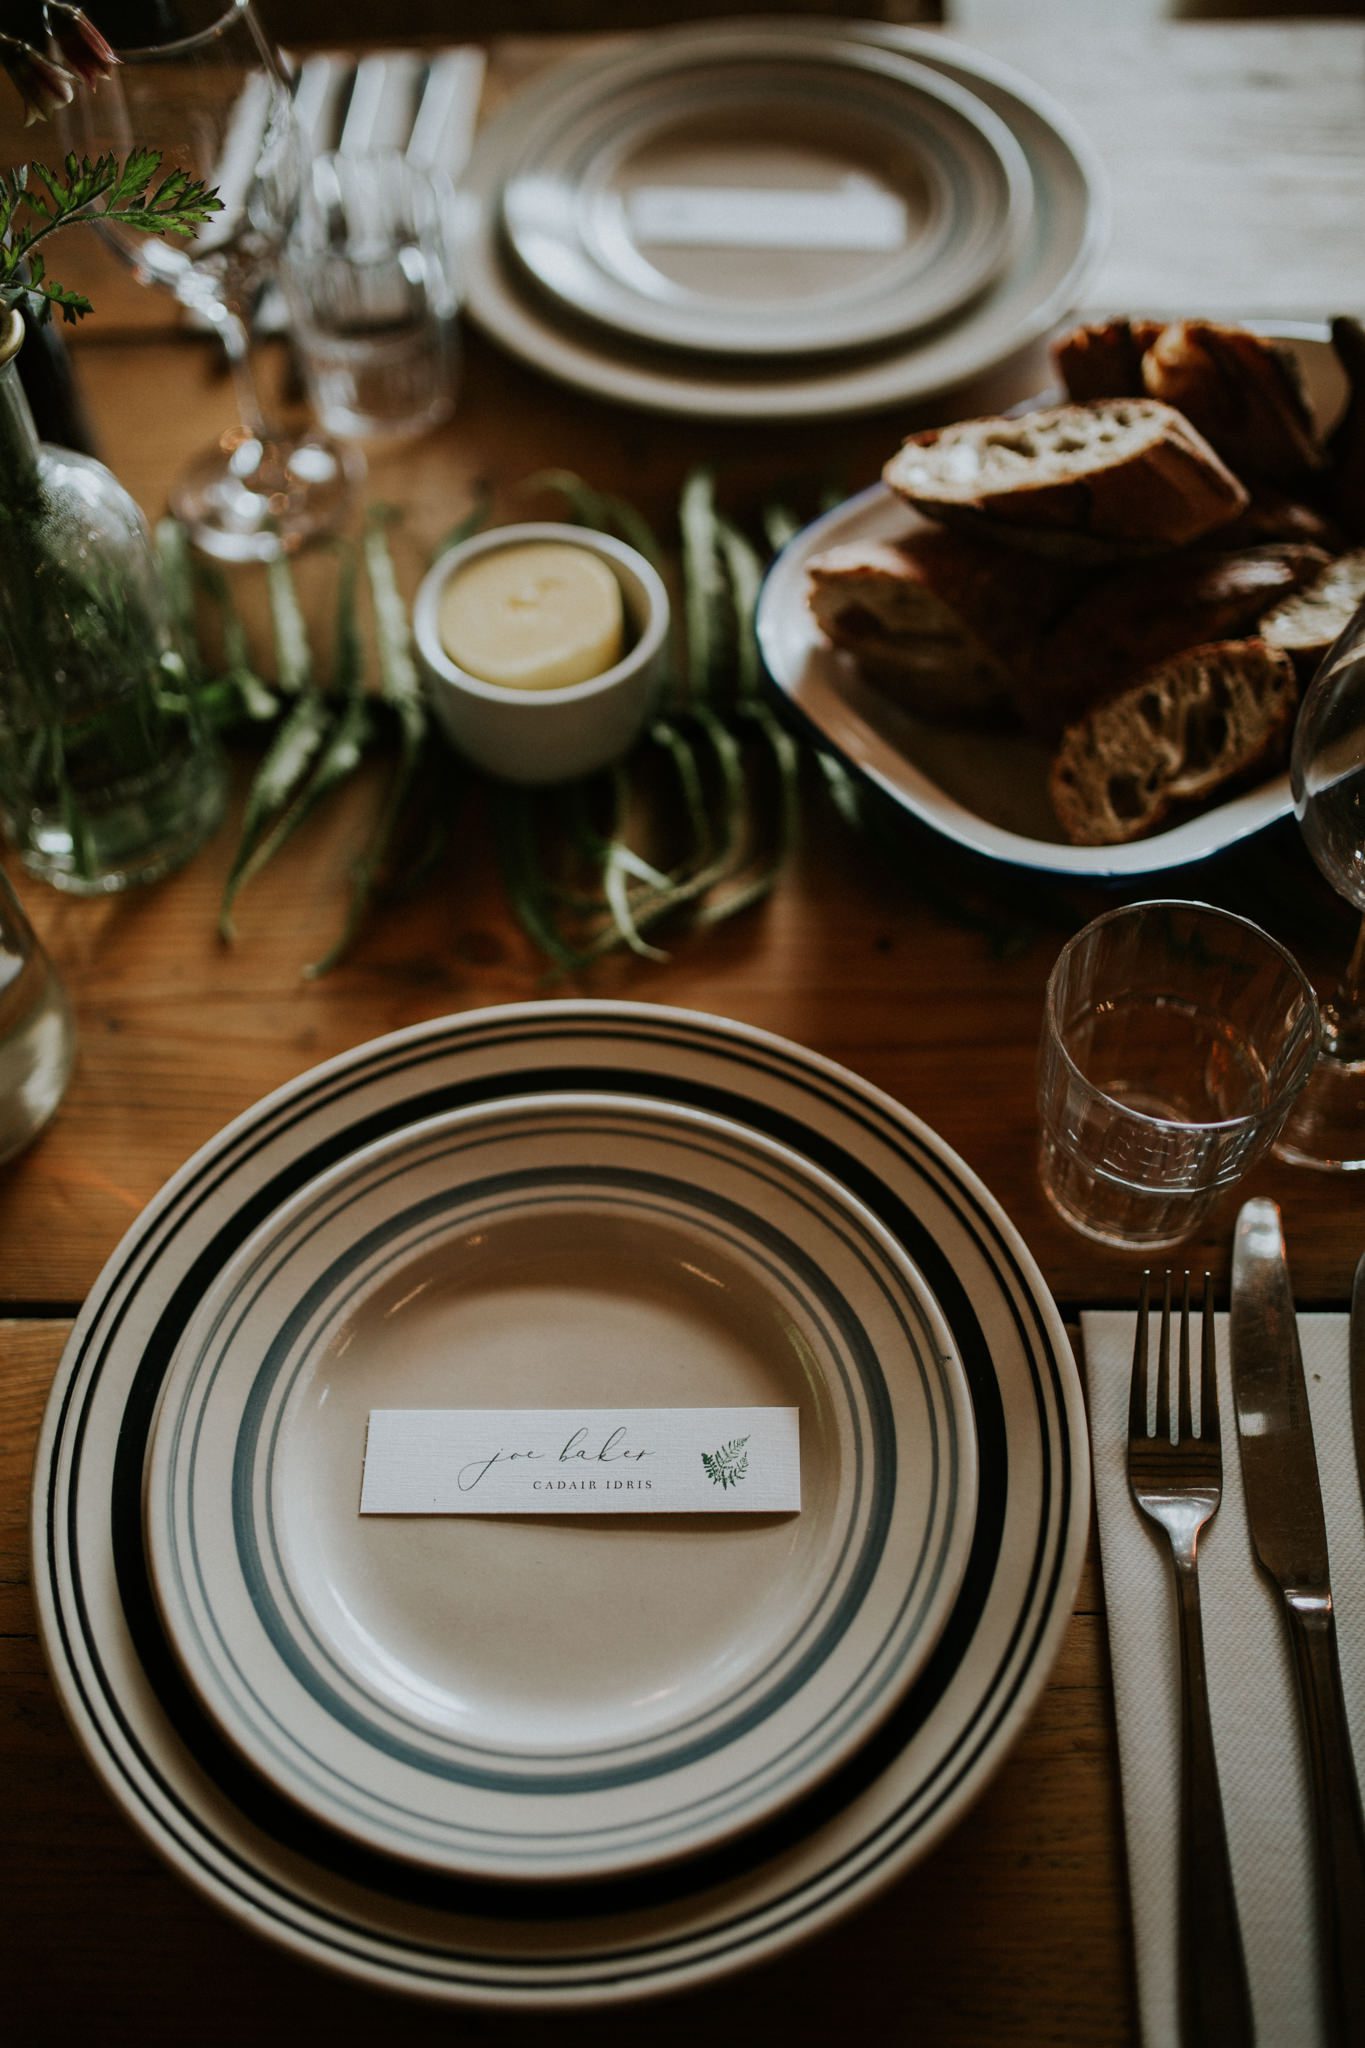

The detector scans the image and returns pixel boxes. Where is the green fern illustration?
[701,1435,750,1490]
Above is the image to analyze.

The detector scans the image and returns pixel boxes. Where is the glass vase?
[0,308,226,894]
[0,867,75,1166]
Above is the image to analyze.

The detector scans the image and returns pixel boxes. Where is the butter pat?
[437,542,626,692]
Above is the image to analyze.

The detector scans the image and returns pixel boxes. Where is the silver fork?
[1128,1270,1255,2046]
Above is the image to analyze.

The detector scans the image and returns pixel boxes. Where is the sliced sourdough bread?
[1025,541,1329,735]
[883,400,1248,554]
[1212,485,1341,552]
[1052,318,1164,401]
[1260,548,1365,675]
[1140,320,1323,481]
[1054,318,1324,481]
[1048,639,1298,845]
[806,530,1080,722]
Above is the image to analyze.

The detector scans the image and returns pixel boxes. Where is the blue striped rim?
[177,1167,887,1797]
[166,1118,875,1781]
[42,1007,1070,1991]
[157,1115,963,1863]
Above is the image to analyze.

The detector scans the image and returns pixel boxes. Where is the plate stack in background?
[460,20,1104,419]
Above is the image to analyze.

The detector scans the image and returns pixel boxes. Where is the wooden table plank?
[7,24,1365,342]
[6,327,1365,1310]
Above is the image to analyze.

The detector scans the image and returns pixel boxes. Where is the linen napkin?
[1082,1311,1365,2048]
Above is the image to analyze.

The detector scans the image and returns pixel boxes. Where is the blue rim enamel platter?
[142,1091,977,1883]
[34,1001,1087,2007]
[757,327,1342,877]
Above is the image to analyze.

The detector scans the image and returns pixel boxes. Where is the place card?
[360,1407,800,1515]
[628,178,908,253]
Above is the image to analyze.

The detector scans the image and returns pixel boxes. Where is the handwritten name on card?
[360,1408,801,1515]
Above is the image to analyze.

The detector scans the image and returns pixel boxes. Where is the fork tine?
[1129,1269,1151,1440]
[1156,1270,1172,1443]
[1178,1271,1193,1440]
[1200,1269,1219,1444]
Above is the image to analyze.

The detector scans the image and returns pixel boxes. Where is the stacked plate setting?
[33,1000,1087,2006]
[460,22,1104,419]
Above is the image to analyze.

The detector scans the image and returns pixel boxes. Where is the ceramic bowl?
[413,522,670,784]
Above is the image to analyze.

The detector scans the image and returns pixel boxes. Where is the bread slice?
[1052,318,1164,401]
[1213,485,1341,553]
[1141,320,1324,481]
[1048,639,1298,845]
[1260,548,1365,675]
[1026,542,1329,736]
[883,400,1248,553]
[806,530,1081,722]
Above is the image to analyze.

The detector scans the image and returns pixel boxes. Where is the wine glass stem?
[213,308,271,445]
[1323,913,1365,1063]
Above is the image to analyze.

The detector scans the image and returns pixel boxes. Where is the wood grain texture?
[5,21,1365,2043]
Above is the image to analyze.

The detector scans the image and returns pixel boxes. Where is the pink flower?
[0,35,77,126]
[46,6,118,88]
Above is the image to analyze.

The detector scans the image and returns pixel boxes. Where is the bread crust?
[1052,318,1165,401]
[1141,321,1324,481]
[1048,638,1298,845]
[1026,542,1329,735]
[883,400,1248,551]
[807,530,1081,721]
[1260,547,1365,674]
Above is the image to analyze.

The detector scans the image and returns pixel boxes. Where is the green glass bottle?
[0,307,226,892]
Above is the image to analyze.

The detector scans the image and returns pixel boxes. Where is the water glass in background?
[0,871,75,1167]
[1037,901,1319,1251]
[285,153,461,445]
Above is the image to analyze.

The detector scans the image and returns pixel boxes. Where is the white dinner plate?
[500,35,1031,359]
[755,325,1345,877]
[145,1092,976,1882]
[33,1000,1087,2007]
[460,22,1104,420]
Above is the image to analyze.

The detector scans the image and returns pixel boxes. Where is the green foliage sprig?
[702,1437,750,1490]
[0,150,221,325]
[489,468,803,970]
[166,474,809,976]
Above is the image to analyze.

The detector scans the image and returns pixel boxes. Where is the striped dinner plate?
[143,1092,976,1883]
[33,1001,1087,2007]
[459,22,1103,420]
[499,34,1031,359]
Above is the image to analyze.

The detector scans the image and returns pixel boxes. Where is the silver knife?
[1231,1198,1365,2048]
[1352,1252,1365,1520]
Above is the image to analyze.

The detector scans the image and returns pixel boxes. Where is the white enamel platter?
[460,22,1104,420]
[499,36,1032,359]
[757,327,1344,877]
[34,1001,1088,2008]
[144,1092,977,1883]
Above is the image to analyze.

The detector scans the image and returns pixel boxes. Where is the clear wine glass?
[61,0,353,560]
[1275,595,1365,1170]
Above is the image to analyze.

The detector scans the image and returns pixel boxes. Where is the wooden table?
[5,21,1365,2045]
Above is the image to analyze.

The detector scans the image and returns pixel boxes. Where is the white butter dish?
[414,521,669,784]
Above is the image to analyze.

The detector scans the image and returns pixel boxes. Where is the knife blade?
[1232,1198,1332,1589]
[1231,1198,1365,2048]
[1352,1251,1365,1518]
